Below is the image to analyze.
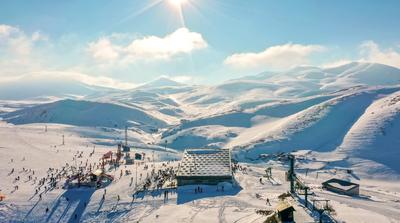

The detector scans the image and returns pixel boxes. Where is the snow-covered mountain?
[0,75,115,100]
[2,99,167,132]
[1,62,400,177]
[337,90,400,177]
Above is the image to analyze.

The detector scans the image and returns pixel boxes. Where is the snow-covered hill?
[337,90,400,178]
[0,75,115,100]
[1,62,400,223]
[1,62,400,177]
[1,99,168,132]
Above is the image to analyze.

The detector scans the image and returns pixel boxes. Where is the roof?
[276,201,295,213]
[92,169,103,176]
[177,149,232,177]
[103,151,113,159]
[322,178,359,191]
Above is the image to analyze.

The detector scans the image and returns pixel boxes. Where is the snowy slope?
[0,123,399,223]
[1,99,168,132]
[322,62,400,90]
[170,62,400,115]
[2,62,400,222]
[336,90,400,177]
[2,62,400,175]
[229,87,400,156]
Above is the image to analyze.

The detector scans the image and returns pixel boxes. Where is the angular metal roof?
[322,178,359,191]
[177,149,232,177]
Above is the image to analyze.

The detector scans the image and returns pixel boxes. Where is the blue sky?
[0,0,400,87]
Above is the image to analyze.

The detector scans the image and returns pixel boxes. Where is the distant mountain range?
[1,62,400,177]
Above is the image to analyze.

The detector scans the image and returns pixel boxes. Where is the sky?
[0,0,400,88]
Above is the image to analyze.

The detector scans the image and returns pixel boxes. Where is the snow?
[1,62,400,222]
[2,99,168,132]
[336,90,400,178]
[0,122,317,222]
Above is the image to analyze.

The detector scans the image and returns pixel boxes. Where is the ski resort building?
[276,201,296,222]
[176,149,232,186]
[322,178,359,196]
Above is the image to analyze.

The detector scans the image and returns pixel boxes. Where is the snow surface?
[1,62,400,222]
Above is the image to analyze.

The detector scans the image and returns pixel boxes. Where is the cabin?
[276,201,295,223]
[124,152,134,165]
[322,178,359,196]
[176,148,232,186]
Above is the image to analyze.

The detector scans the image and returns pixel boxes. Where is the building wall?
[177,175,232,186]
[324,185,359,196]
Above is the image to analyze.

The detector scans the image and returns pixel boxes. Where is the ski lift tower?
[288,154,296,194]
[122,126,130,152]
[287,154,312,208]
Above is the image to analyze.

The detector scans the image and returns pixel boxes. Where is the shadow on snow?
[45,187,95,223]
[175,184,242,205]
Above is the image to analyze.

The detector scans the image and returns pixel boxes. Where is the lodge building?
[176,148,232,186]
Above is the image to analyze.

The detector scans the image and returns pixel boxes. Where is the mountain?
[173,62,400,112]
[137,77,185,89]
[1,99,168,132]
[132,77,195,95]
[337,90,400,177]
[0,75,114,100]
[2,62,400,177]
[321,62,400,90]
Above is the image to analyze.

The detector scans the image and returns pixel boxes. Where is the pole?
[152,151,154,167]
[62,135,65,145]
[305,187,308,208]
[289,155,295,194]
[125,126,128,147]
[74,155,77,173]
[135,161,138,189]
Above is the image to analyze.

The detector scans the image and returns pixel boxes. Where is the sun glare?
[169,0,187,8]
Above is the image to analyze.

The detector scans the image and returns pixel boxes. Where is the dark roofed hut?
[276,201,295,222]
[322,178,359,196]
[176,149,232,186]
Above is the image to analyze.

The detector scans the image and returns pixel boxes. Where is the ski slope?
[1,62,400,222]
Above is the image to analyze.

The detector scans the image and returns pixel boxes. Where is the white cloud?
[323,41,400,69]
[63,72,136,89]
[87,38,120,61]
[126,28,207,59]
[359,40,400,68]
[68,72,136,89]
[0,24,47,56]
[0,24,20,37]
[31,31,48,42]
[87,28,207,63]
[224,43,325,71]
[0,24,49,77]
[7,71,137,89]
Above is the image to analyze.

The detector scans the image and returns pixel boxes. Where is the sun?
[168,0,187,8]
